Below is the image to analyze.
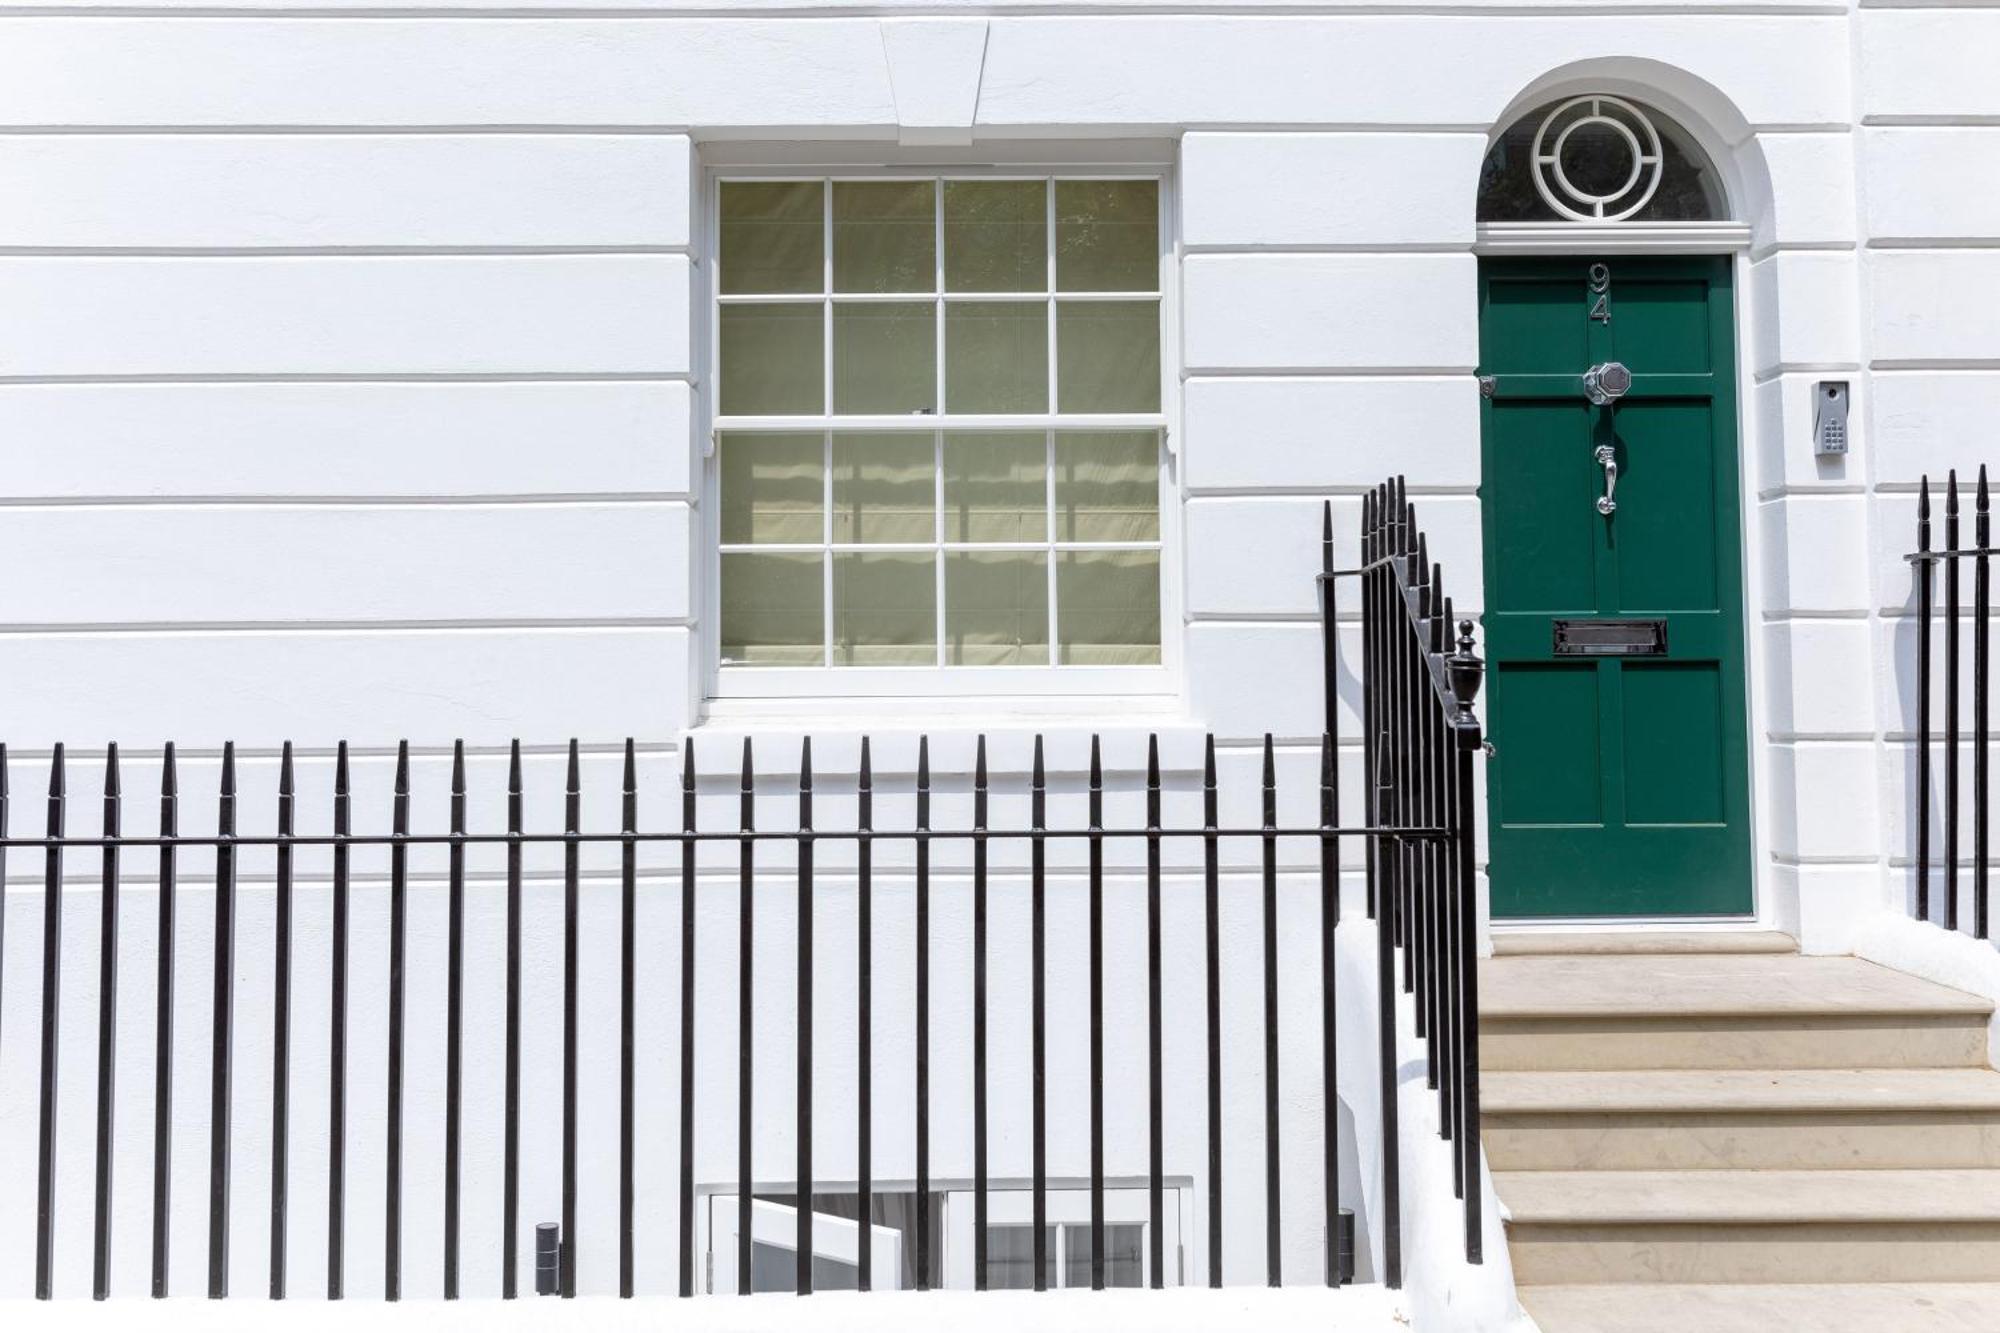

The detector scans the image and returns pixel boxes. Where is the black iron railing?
[3,493,1486,1303]
[1324,477,1487,1280]
[1908,466,1993,937]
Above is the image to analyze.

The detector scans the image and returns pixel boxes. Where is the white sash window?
[709,172,1170,695]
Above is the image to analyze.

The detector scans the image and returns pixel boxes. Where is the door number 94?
[1588,263,1612,324]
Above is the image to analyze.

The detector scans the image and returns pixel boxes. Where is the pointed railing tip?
[565,738,581,791]
[218,741,234,792]
[393,740,410,793]
[739,736,754,787]
[916,735,930,782]
[973,734,986,780]
[799,736,813,790]
[277,740,294,795]
[621,737,637,791]
[1031,734,1045,784]
[507,738,523,790]
[104,741,122,797]
[1147,733,1161,784]
[859,735,873,785]
[682,737,696,784]
[1204,733,1218,785]
[1089,734,1102,785]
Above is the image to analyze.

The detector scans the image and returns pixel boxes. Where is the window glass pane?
[1056,180,1158,293]
[720,181,823,295]
[1055,431,1159,541]
[833,181,936,294]
[720,432,823,545]
[721,552,824,666]
[1056,302,1160,413]
[1058,550,1160,665]
[833,552,936,665]
[1064,1223,1144,1289]
[1476,98,1725,223]
[832,302,936,415]
[944,180,1047,293]
[987,1226,1059,1291]
[946,552,1049,666]
[946,302,1048,413]
[944,432,1047,542]
[721,304,824,416]
[833,432,935,544]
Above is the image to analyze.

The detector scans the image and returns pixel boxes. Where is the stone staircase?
[1482,932,2000,1332]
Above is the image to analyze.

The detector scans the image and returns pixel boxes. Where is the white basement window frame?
[702,164,1178,701]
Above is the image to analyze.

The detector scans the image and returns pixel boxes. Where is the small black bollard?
[535,1223,561,1296]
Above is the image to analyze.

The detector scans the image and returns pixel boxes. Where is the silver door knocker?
[1594,443,1619,516]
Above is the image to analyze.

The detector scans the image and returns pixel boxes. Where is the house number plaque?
[1553,618,1668,656]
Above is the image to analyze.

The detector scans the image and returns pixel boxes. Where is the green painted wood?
[1478,255,1752,918]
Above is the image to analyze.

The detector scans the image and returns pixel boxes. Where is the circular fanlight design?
[1531,96,1664,222]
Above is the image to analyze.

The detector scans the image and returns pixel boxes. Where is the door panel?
[1493,663,1603,826]
[1479,255,1752,918]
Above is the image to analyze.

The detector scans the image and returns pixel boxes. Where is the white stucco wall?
[2,0,1998,1313]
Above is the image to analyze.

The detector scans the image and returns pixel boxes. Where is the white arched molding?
[1476,58,1765,256]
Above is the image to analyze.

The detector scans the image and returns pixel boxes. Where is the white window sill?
[687,694,1206,780]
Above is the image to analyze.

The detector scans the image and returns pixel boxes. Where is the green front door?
[1478,255,1752,918]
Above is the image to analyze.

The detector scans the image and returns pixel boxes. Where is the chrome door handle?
[1594,444,1619,516]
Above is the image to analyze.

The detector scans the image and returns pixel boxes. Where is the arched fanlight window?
[1477,95,1726,223]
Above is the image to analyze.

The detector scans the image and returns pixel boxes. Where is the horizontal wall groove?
[1867,239,2000,252]
[1184,484,1478,498]
[1755,483,1868,499]
[1182,365,1477,379]
[1865,116,2000,128]
[0,243,695,257]
[0,741,677,761]
[0,617,695,635]
[0,371,696,385]
[1182,242,1470,256]
[0,3,1854,17]
[1759,609,1871,621]
[0,493,695,509]
[1752,362,1863,384]
[0,123,704,135]
[1870,359,2000,372]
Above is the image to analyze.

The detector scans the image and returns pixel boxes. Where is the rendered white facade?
[0,0,1996,1310]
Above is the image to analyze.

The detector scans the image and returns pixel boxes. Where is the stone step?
[1491,930,1798,958]
[1481,954,1992,1070]
[1501,1168,2000,1284]
[1483,1067,2000,1169]
[1519,1283,2000,1333]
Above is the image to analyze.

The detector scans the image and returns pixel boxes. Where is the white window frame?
[697,151,1183,704]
